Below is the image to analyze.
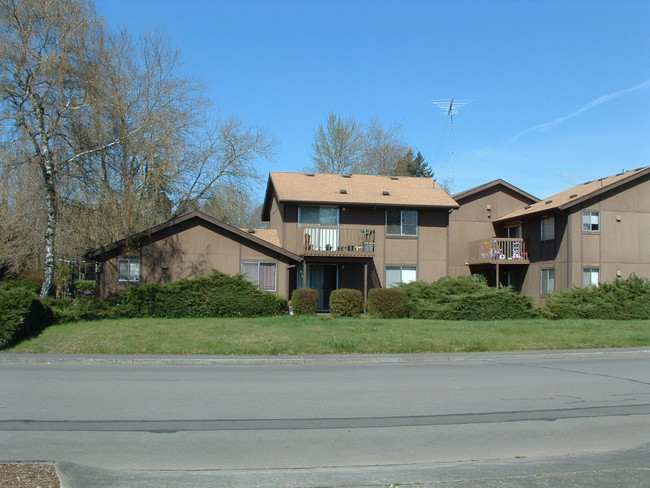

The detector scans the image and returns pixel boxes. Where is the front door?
[304,264,338,311]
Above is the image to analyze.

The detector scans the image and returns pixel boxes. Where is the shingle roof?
[495,166,650,222]
[453,179,539,204]
[86,211,300,262]
[263,172,458,219]
[240,228,281,247]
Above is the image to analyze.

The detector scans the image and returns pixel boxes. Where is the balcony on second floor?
[468,238,530,265]
[301,226,376,257]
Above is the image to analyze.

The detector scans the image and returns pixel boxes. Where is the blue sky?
[93,0,650,201]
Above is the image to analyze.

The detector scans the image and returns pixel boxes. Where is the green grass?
[4,316,650,355]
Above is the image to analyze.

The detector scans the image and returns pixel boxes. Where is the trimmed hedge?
[291,288,319,315]
[329,288,363,317]
[400,276,538,320]
[0,287,54,348]
[367,288,409,318]
[544,275,650,319]
[114,271,287,318]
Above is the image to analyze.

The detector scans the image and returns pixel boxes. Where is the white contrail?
[506,79,650,144]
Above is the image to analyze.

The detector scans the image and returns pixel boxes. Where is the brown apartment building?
[493,166,650,303]
[88,167,649,308]
[261,172,458,310]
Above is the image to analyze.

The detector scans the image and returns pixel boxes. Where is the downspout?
[567,211,572,288]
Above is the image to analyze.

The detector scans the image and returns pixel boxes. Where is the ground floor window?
[385,266,416,288]
[582,267,600,287]
[241,262,277,291]
[118,258,141,282]
[541,268,555,295]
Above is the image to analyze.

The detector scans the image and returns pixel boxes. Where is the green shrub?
[113,271,287,318]
[45,296,116,323]
[74,280,96,295]
[329,288,363,317]
[0,288,54,348]
[400,276,538,320]
[291,288,319,315]
[367,288,409,318]
[0,279,41,294]
[544,274,650,319]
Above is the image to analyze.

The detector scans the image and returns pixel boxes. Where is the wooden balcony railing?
[301,226,375,256]
[468,238,529,265]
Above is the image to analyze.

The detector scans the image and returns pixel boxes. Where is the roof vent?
[305,173,315,177]
[524,205,532,209]
[545,200,553,204]
[248,229,255,233]
[382,191,390,196]
[342,174,352,178]
[569,193,578,198]
[340,189,347,194]
[390,176,399,180]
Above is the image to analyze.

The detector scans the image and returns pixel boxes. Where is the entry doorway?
[299,264,338,311]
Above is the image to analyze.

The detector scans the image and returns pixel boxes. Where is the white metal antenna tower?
[432,98,472,192]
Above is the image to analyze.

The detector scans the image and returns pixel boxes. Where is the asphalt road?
[1,349,649,487]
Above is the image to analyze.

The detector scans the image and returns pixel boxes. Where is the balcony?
[468,238,529,265]
[301,226,375,257]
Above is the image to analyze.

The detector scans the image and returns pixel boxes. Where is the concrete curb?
[54,442,650,487]
[1,347,648,366]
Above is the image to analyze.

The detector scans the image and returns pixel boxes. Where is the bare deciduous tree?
[0,0,107,296]
[0,1,276,293]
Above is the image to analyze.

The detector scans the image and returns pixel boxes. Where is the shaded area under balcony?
[301,226,375,257]
[468,238,530,265]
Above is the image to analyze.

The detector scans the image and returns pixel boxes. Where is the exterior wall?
[449,186,537,277]
[98,220,294,299]
[269,196,450,296]
[569,175,650,286]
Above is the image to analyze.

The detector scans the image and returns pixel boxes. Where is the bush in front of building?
[115,271,288,318]
[0,286,55,349]
[367,288,409,318]
[543,274,650,319]
[290,288,319,315]
[400,276,538,320]
[329,288,364,317]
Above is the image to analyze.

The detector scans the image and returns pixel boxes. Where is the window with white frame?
[540,215,555,241]
[541,268,555,295]
[298,206,339,226]
[241,262,277,291]
[118,258,141,282]
[582,211,600,232]
[385,266,417,288]
[582,268,600,287]
[386,210,418,236]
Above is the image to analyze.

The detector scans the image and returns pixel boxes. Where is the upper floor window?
[506,225,522,238]
[299,206,339,226]
[582,268,600,287]
[386,209,418,236]
[118,258,141,282]
[241,262,277,291]
[582,211,600,232]
[540,215,554,241]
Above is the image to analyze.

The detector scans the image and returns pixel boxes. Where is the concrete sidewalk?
[56,443,650,488]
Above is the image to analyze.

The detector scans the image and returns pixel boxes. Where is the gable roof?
[262,172,458,220]
[453,179,539,204]
[86,210,301,262]
[495,166,650,222]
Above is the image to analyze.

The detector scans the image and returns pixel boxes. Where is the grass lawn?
[4,315,650,355]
